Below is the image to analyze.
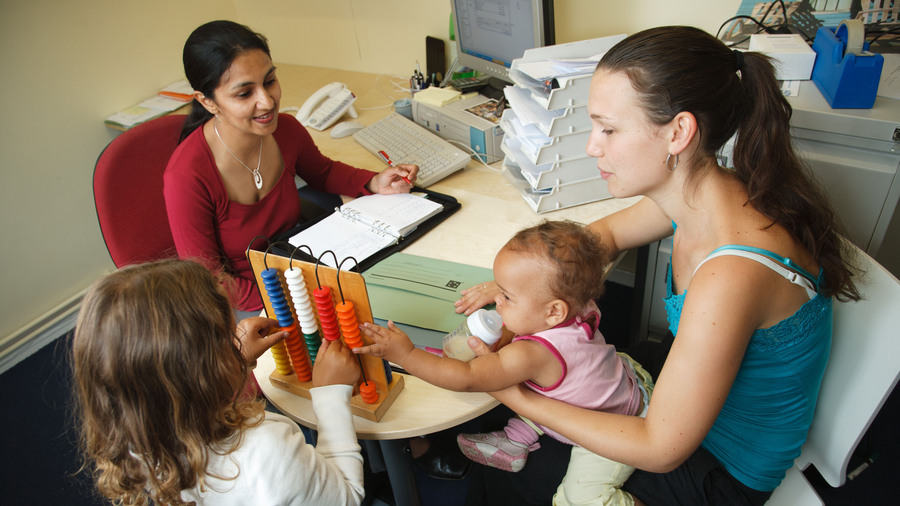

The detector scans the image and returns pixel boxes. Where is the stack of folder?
[500,35,627,213]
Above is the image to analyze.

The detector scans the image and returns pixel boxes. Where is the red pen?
[377,150,413,185]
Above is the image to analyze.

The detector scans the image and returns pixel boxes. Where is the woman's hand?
[312,338,361,387]
[455,281,499,315]
[235,317,288,364]
[354,321,416,365]
[367,164,419,194]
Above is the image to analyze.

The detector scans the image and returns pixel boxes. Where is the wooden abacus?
[247,242,404,422]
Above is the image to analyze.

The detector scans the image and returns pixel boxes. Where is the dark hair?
[179,20,271,142]
[505,220,609,314]
[72,259,262,505]
[597,26,858,301]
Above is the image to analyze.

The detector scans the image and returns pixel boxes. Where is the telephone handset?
[296,82,358,131]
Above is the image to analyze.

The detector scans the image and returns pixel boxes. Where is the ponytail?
[179,102,213,143]
[733,51,858,300]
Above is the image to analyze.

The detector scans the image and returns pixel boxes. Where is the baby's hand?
[455,281,499,315]
[355,321,416,364]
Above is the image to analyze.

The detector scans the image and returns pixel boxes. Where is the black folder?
[264,187,460,272]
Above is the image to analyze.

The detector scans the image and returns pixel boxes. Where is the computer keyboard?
[352,113,471,187]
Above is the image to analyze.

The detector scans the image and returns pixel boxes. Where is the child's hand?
[467,335,495,357]
[235,317,288,364]
[355,321,415,364]
[313,338,361,387]
[455,281,499,315]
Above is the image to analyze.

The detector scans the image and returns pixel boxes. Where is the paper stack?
[104,80,192,131]
[500,35,626,213]
[413,86,462,107]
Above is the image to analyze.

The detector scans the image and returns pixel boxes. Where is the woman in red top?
[165,20,416,312]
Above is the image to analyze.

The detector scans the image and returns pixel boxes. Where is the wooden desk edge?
[255,350,499,440]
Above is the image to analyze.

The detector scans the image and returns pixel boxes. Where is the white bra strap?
[694,250,818,300]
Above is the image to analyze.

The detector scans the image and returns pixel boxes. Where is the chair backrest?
[794,244,900,487]
[93,115,185,267]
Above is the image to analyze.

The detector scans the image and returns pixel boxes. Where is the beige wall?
[0,0,239,344]
[237,0,740,75]
[0,0,738,343]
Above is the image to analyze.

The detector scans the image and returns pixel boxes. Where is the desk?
[255,64,640,506]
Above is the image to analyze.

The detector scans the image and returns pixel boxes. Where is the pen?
[377,150,413,185]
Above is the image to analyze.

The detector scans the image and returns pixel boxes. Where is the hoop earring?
[665,153,679,171]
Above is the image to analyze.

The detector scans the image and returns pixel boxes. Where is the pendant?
[253,171,263,190]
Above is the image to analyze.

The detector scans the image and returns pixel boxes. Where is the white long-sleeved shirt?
[180,384,364,505]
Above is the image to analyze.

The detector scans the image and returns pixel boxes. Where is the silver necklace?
[214,122,263,190]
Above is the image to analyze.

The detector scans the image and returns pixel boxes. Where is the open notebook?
[287,192,443,267]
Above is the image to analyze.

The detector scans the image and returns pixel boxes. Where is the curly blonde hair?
[72,259,264,505]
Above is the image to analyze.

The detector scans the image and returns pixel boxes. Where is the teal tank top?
[663,244,832,492]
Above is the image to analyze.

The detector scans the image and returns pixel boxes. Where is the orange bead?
[359,380,378,404]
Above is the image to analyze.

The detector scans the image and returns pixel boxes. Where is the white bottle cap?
[467,309,503,346]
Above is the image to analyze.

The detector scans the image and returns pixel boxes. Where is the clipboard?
[269,187,460,272]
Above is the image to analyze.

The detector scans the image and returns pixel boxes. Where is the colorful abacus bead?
[336,301,363,349]
[261,268,301,373]
[313,286,341,341]
[302,332,321,363]
[282,321,312,382]
[270,339,293,375]
[261,268,293,327]
[359,380,378,404]
[382,359,393,384]
[284,267,321,363]
[261,268,313,381]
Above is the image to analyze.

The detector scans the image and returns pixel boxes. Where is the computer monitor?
[450,0,555,87]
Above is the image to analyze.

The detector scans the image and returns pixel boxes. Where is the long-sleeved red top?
[164,114,375,310]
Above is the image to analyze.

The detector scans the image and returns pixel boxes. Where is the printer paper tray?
[500,109,590,166]
[503,85,590,137]
[501,137,599,190]
[503,159,612,214]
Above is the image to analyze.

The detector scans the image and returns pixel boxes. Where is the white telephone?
[296,82,358,131]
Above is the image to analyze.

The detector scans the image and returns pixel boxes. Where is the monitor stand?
[478,77,509,101]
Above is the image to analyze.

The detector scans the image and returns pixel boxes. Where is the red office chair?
[93,115,184,267]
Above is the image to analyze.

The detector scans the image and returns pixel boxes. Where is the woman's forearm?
[492,385,689,472]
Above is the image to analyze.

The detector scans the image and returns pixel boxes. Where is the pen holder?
[410,71,429,96]
[393,98,414,120]
[247,248,404,422]
[811,20,884,109]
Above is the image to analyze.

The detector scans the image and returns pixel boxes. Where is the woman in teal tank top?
[460,26,861,506]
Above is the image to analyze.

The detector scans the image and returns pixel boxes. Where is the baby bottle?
[442,309,503,362]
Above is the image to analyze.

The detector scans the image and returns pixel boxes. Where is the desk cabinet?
[789,81,900,260]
